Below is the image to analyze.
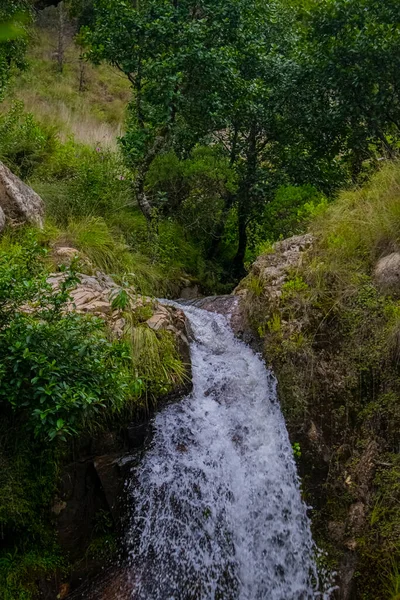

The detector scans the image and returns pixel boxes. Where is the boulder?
[48,271,192,369]
[0,161,44,228]
[374,252,400,295]
[185,295,254,345]
[0,207,5,233]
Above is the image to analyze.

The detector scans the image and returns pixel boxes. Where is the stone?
[147,312,170,331]
[0,161,44,227]
[374,252,400,295]
[0,206,5,233]
[93,454,123,522]
[234,233,314,322]
[184,295,254,345]
[47,269,192,367]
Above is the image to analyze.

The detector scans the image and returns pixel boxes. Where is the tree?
[0,1,31,101]
[286,0,400,180]
[85,0,244,227]
[85,0,299,273]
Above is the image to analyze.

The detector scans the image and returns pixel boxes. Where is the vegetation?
[0,0,399,597]
[241,162,400,598]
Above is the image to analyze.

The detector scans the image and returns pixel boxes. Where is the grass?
[124,323,187,406]
[312,162,400,278]
[241,161,400,599]
[7,26,131,148]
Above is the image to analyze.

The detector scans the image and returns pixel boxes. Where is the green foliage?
[0,1,31,101]
[243,162,400,599]
[292,442,302,459]
[0,234,139,441]
[0,547,63,600]
[297,0,400,176]
[0,102,57,179]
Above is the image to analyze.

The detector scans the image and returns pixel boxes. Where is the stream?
[124,304,320,599]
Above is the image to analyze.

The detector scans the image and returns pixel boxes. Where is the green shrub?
[246,184,327,263]
[0,234,140,441]
[0,548,63,600]
[0,102,57,179]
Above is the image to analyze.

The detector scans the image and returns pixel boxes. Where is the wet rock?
[94,454,123,522]
[0,160,44,227]
[56,460,108,563]
[126,422,152,449]
[185,295,254,344]
[66,566,131,600]
[374,252,400,295]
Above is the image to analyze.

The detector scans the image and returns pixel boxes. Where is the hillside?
[0,0,399,598]
[8,17,131,148]
[238,162,400,599]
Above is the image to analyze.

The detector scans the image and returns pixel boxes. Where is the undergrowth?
[242,161,400,599]
[0,230,187,598]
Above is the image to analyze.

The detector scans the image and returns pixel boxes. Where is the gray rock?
[374,252,400,294]
[0,206,5,233]
[0,161,44,227]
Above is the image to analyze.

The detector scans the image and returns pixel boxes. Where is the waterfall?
[125,305,319,599]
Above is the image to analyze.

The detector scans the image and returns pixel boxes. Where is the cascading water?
[125,305,320,600]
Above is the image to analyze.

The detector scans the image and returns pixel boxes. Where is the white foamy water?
[126,306,318,599]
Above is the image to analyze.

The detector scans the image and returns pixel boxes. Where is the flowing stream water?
[125,305,319,599]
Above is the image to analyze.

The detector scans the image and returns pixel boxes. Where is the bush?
[246,184,327,263]
[0,102,57,179]
[0,234,139,441]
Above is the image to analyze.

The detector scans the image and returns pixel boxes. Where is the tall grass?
[6,27,130,148]
[124,324,187,407]
[312,162,400,276]
[53,217,169,296]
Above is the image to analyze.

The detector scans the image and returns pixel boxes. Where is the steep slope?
[237,162,400,600]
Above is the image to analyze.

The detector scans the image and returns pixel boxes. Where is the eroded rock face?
[374,252,400,295]
[0,161,44,228]
[0,206,5,233]
[48,272,191,360]
[237,233,313,302]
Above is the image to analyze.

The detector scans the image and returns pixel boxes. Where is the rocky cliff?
[237,231,400,600]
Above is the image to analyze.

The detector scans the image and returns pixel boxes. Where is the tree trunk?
[232,202,248,278]
[232,122,258,278]
[57,1,65,74]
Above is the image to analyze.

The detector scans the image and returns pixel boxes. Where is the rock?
[374,252,400,295]
[48,271,136,337]
[184,295,254,345]
[180,283,201,300]
[93,454,123,522]
[0,207,5,233]
[347,501,366,540]
[51,246,94,271]
[48,270,192,379]
[0,161,44,227]
[56,461,108,563]
[237,233,313,302]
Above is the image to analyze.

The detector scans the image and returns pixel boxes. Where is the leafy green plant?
[292,442,302,459]
[0,234,140,441]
